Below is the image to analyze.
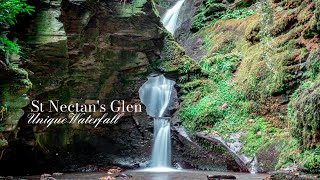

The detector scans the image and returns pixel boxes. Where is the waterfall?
[151,118,171,167]
[161,0,185,35]
[139,74,175,170]
[139,75,175,118]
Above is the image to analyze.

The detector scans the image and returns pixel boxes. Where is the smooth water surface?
[21,170,269,180]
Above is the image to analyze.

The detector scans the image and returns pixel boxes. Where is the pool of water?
[22,170,269,180]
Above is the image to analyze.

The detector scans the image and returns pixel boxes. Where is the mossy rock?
[6,66,32,94]
[289,79,320,150]
[207,3,227,12]
[0,62,31,141]
[256,140,284,172]
[116,0,147,17]
[235,0,257,8]
[35,127,73,149]
[0,139,8,148]
[315,0,320,33]
[159,33,200,75]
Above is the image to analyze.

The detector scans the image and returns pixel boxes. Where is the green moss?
[285,70,320,171]
[315,0,320,33]
[192,1,226,31]
[116,0,147,17]
[179,0,320,172]
[223,7,255,20]
[306,50,320,80]
[179,50,247,131]
[235,0,257,8]
[195,136,228,153]
[191,0,256,32]
[301,148,320,171]
[303,30,315,39]
[151,0,160,17]
[0,61,32,144]
[160,35,200,74]
[241,117,283,156]
[0,138,8,147]
[35,127,73,149]
[288,79,320,150]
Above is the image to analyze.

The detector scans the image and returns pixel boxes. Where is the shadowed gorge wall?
[0,0,245,175]
[0,0,162,174]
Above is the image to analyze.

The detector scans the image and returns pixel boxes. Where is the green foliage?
[276,137,299,169]
[301,148,320,171]
[222,8,255,20]
[153,0,170,8]
[200,54,239,80]
[192,0,255,32]
[192,0,227,31]
[315,0,320,33]
[0,0,34,54]
[286,70,320,171]
[192,2,211,31]
[308,58,320,80]
[276,6,283,12]
[241,117,281,156]
[288,78,320,150]
[277,143,320,172]
[179,52,246,131]
[181,0,319,171]
[235,0,257,8]
[0,0,34,25]
[179,50,285,157]
[0,36,20,55]
[180,79,245,131]
[117,0,147,17]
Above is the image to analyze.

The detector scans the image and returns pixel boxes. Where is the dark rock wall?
[0,0,163,175]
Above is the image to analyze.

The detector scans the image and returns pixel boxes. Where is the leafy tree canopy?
[0,0,34,55]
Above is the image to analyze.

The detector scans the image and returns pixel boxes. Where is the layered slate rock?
[0,0,162,174]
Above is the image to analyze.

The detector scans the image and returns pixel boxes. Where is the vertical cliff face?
[0,0,165,174]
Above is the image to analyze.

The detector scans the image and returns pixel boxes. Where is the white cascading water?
[151,118,171,167]
[139,75,175,118]
[161,0,185,35]
[139,74,175,171]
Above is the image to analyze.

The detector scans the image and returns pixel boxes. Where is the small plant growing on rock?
[0,106,6,122]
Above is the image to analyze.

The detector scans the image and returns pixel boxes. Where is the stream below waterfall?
[21,171,269,180]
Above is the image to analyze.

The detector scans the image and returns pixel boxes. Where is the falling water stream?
[138,0,259,175]
[139,74,175,171]
[161,0,185,35]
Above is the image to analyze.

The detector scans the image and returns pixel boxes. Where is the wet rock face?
[255,141,283,172]
[174,0,202,41]
[155,0,204,60]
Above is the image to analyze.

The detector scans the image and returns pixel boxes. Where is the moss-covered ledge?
[0,63,32,149]
[154,29,201,79]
